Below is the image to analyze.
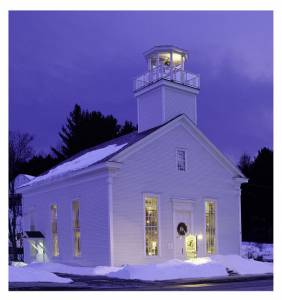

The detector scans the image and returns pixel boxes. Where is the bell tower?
[134,45,200,132]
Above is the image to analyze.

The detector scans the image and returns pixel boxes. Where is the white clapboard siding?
[22,174,111,266]
[111,123,241,266]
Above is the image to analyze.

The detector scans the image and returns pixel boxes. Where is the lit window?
[177,149,186,171]
[159,52,171,66]
[205,201,216,254]
[172,52,182,67]
[51,204,59,257]
[145,196,159,256]
[72,201,81,256]
[30,240,38,257]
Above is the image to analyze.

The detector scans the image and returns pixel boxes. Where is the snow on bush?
[211,255,273,275]
[9,266,72,283]
[241,242,273,262]
[107,259,227,281]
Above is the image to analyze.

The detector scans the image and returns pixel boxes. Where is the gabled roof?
[18,114,246,190]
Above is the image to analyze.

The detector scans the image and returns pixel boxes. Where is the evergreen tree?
[238,153,252,178]
[240,147,273,243]
[118,121,137,136]
[52,104,136,160]
[19,154,60,176]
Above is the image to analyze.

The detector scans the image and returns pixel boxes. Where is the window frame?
[143,193,161,258]
[204,199,218,255]
[72,200,81,257]
[50,203,59,257]
[176,148,188,172]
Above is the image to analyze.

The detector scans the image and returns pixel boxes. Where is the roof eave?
[17,161,122,194]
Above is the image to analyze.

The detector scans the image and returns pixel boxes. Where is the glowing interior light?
[172,52,182,65]
[159,52,171,66]
[197,234,203,240]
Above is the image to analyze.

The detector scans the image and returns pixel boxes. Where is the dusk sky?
[9,11,273,163]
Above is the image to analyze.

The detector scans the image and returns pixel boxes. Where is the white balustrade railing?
[134,66,200,91]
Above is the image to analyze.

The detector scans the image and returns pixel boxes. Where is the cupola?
[134,45,200,132]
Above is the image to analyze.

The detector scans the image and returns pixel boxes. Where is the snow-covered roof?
[19,143,128,188]
[14,174,36,189]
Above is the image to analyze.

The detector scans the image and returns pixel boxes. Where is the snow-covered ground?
[241,242,273,262]
[107,258,227,281]
[9,266,72,283]
[9,255,273,283]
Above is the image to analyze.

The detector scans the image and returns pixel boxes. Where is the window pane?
[72,201,81,256]
[159,52,171,66]
[172,52,182,66]
[72,201,80,228]
[51,204,59,256]
[30,241,38,257]
[74,230,81,257]
[145,196,158,256]
[205,201,216,254]
[177,149,186,171]
[150,56,157,69]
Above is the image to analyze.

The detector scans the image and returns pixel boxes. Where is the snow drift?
[9,266,72,283]
[27,262,122,276]
[107,259,227,281]
[211,255,273,275]
[9,255,273,283]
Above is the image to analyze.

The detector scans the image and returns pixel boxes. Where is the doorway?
[174,209,192,259]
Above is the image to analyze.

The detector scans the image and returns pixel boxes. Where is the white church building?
[17,45,247,267]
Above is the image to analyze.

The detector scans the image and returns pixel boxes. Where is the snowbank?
[19,143,127,187]
[9,266,72,283]
[107,259,227,281]
[28,262,122,276]
[211,255,273,275]
[11,261,27,267]
[10,255,273,283]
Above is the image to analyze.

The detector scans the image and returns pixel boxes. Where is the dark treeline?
[13,104,137,179]
[238,148,273,243]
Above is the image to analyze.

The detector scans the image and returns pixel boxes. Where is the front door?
[174,210,192,259]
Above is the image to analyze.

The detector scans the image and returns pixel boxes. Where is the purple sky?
[9,11,273,163]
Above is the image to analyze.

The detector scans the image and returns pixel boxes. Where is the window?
[176,149,186,171]
[144,195,159,256]
[159,52,171,66]
[150,55,158,69]
[172,52,182,67]
[72,201,81,256]
[51,204,59,257]
[205,201,216,254]
[30,240,38,257]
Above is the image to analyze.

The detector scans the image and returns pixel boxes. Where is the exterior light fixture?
[197,234,203,240]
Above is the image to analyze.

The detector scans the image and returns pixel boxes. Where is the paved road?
[9,274,273,291]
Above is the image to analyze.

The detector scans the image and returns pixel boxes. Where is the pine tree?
[240,147,273,243]
[52,104,136,160]
[119,121,137,136]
